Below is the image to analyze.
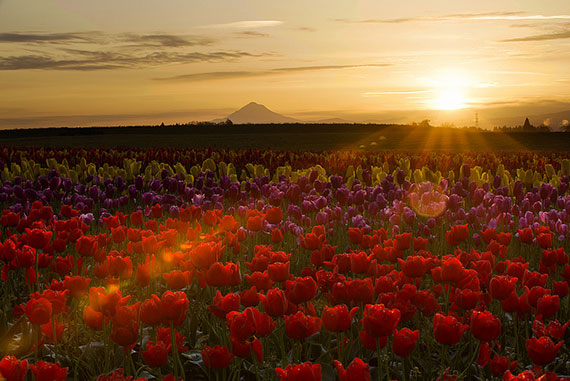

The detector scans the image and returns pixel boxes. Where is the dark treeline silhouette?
[493,117,552,133]
[0,122,424,139]
[0,120,496,140]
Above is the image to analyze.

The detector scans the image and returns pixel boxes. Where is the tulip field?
[1,146,570,381]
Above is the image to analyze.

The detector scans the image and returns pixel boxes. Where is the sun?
[429,69,470,110]
[435,87,465,110]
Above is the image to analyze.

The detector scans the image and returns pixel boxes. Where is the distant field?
[1,124,569,151]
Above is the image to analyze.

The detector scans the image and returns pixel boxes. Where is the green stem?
[34,324,39,362]
[376,338,383,381]
[251,345,261,381]
[51,317,58,363]
[128,349,137,377]
[457,341,480,380]
[440,344,448,376]
[102,316,109,372]
[337,332,342,363]
[170,321,179,381]
[384,343,390,380]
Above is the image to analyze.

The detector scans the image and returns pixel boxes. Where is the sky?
[1,0,570,129]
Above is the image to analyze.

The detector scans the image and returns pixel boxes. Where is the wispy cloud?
[296,27,316,32]
[0,50,271,71]
[156,63,390,81]
[196,20,282,29]
[0,32,100,43]
[0,31,265,70]
[234,31,269,38]
[501,30,570,42]
[119,34,216,47]
[335,12,570,24]
[0,31,215,48]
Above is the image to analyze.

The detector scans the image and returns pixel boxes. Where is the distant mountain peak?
[211,101,357,124]
[220,102,301,124]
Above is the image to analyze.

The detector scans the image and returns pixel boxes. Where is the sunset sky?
[1,0,569,128]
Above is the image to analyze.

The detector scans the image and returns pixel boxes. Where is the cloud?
[295,27,316,32]
[196,20,282,29]
[0,31,215,48]
[119,34,216,47]
[234,31,269,38]
[0,31,266,70]
[335,12,570,24]
[0,32,100,43]
[0,50,269,71]
[156,63,391,81]
[501,30,570,42]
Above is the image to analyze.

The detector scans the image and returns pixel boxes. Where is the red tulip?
[285,276,317,305]
[140,295,163,326]
[349,251,371,274]
[201,345,234,369]
[261,288,288,317]
[553,281,569,299]
[63,276,91,298]
[130,210,144,226]
[30,361,68,381]
[446,225,468,246]
[276,362,321,381]
[190,241,223,270]
[163,270,191,290]
[471,310,501,342]
[537,295,560,319]
[453,288,480,310]
[526,336,564,365]
[157,327,188,354]
[477,342,491,366]
[334,357,370,381]
[433,313,467,345]
[83,305,104,331]
[271,228,284,243]
[392,328,419,357]
[89,287,127,317]
[245,271,274,291]
[413,237,428,251]
[206,262,241,287]
[226,311,255,342]
[239,286,260,307]
[489,275,518,301]
[41,319,65,343]
[26,229,52,250]
[361,304,400,338]
[536,232,552,248]
[268,261,290,282]
[301,233,324,251]
[161,291,189,326]
[398,256,426,278]
[208,291,240,319]
[0,356,28,381]
[321,304,358,332]
[230,336,262,363]
[489,354,517,377]
[25,297,52,325]
[394,232,412,251]
[244,307,276,337]
[440,257,465,283]
[285,311,321,340]
[110,304,139,347]
[265,207,283,224]
[142,341,170,368]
